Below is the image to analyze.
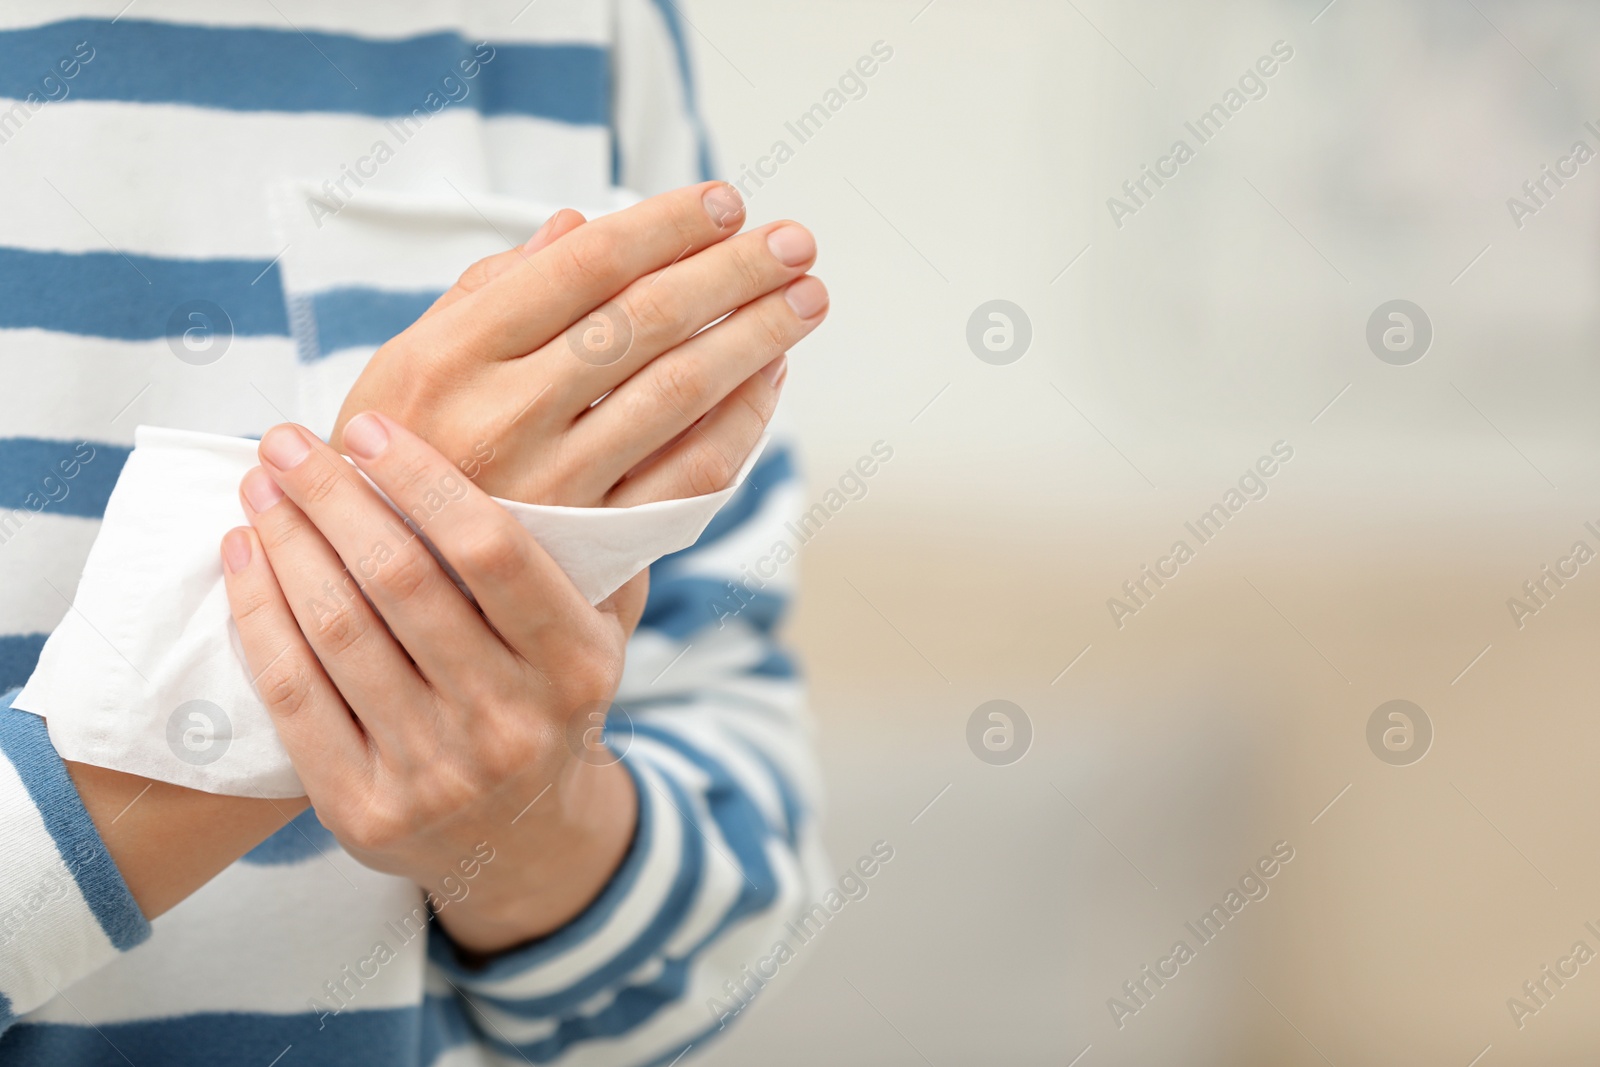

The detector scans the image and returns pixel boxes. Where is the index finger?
[338,411,600,660]
[448,181,747,362]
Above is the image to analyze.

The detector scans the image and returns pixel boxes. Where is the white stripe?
[0,330,299,442]
[0,2,612,43]
[618,621,784,702]
[656,476,806,592]
[3,106,611,258]
[0,512,100,636]
[297,348,371,441]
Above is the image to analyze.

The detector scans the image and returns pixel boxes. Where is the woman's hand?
[331,181,827,507]
[221,413,650,952]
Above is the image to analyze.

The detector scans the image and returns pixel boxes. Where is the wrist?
[429,755,638,955]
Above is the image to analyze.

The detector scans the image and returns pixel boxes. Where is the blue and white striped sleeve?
[429,430,830,1063]
[0,690,149,1033]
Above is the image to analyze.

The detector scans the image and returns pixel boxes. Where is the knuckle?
[478,725,542,781]
[624,287,681,339]
[736,375,780,425]
[389,452,450,515]
[456,253,496,294]
[753,298,798,350]
[668,193,707,245]
[257,512,307,555]
[258,658,315,718]
[296,460,346,508]
[573,644,624,696]
[230,581,280,630]
[554,232,618,294]
[731,240,771,293]
[680,444,738,497]
[652,358,712,416]
[372,547,435,604]
[338,806,408,852]
[311,600,369,659]
[457,521,528,584]
[391,453,436,500]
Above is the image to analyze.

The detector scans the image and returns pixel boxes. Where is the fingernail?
[526,212,557,247]
[767,225,816,267]
[761,355,788,389]
[703,183,744,228]
[241,466,284,513]
[260,425,311,470]
[784,276,829,320]
[222,527,253,573]
[343,412,389,460]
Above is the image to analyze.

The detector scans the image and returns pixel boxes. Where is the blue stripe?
[0,1004,435,1066]
[421,993,477,1062]
[0,692,150,952]
[0,247,285,342]
[0,636,47,694]
[640,575,788,640]
[645,1,715,181]
[745,646,797,680]
[0,439,130,519]
[628,724,778,921]
[654,445,795,569]
[306,288,440,361]
[0,990,11,1036]
[240,806,337,865]
[0,20,609,123]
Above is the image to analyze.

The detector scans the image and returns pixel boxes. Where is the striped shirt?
[0,4,827,1064]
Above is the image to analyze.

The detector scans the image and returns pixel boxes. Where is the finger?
[338,411,602,661]
[453,181,747,362]
[607,359,784,507]
[328,210,590,455]
[239,466,434,750]
[255,426,509,699]
[566,276,823,496]
[541,221,816,417]
[425,208,587,318]
[219,524,372,793]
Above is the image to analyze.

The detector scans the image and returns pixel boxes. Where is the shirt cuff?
[428,754,700,1010]
[0,690,149,1022]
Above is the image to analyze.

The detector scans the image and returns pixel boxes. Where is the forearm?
[64,761,305,919]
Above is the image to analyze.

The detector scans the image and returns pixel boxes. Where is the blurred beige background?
[681,2,1600,1064]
